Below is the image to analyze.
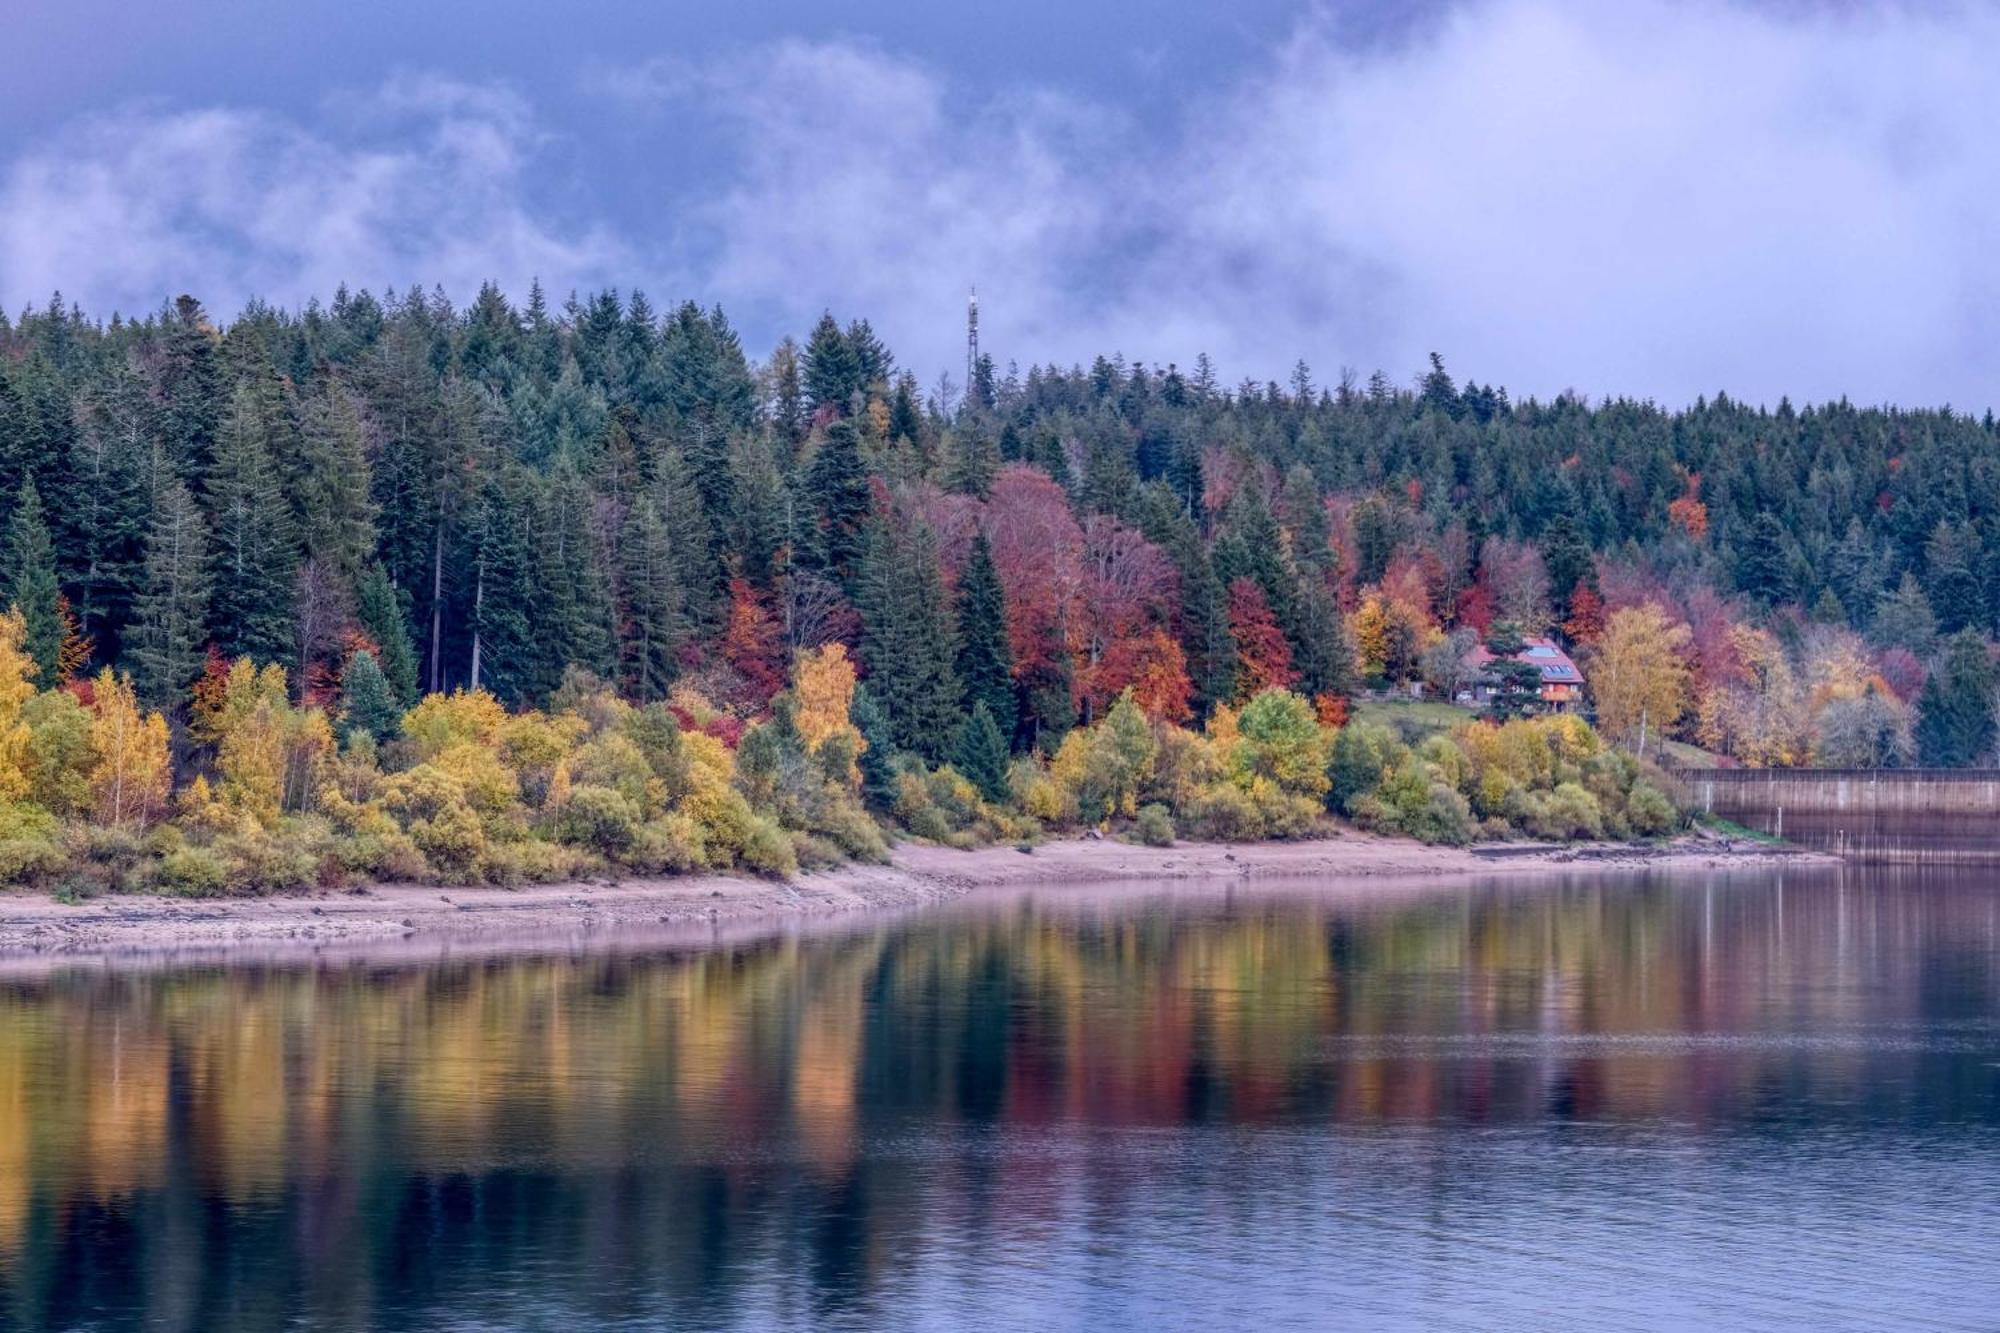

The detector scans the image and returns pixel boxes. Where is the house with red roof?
[1464,636,1586,711]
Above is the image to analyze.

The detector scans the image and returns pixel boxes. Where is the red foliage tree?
[1875,646,1926,703]
[1563,582,1606,645]
[1227,577,1296,697]
[1667,471,1709,542]
[1072,514,1177,719]
[722,577,786,708]
[1091,628,1194,724]
[983,464,1084,679]
[1455,583,1495,637]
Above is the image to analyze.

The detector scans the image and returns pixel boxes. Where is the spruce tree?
[159,295,222,480]
[850,682,898,812]
[1733,512,1793,606]
[856,515,960,761]
[340,647,403,743]
[954,702,1011,801]
[1541,512,1596,619]
[4,477,63,684]
[1916,630,1997,767]
[954,532,1015,739]
[803,313,859,417]
[802,419,871,583]
[206,383,299,662]
[354,563,420,706]
[535,463,617,694]
[129,482,213,709]
[295,379,378,585]
[618,495,685,702]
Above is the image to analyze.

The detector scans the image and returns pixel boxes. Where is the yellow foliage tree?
[0,609,35,805]
[89,669,172,828]
[1589,604,1693,753]
[401,689,508,760]
[1695,625,1809,766]
[792,644,861,755]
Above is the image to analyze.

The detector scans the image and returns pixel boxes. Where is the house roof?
[1469,636,1585,684]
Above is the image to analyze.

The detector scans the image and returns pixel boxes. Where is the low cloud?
[0,74,624,321]
[656,3,2000,407]
[9,3,2000,407]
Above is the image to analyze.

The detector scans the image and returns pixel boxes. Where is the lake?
[0,867,1996,1330]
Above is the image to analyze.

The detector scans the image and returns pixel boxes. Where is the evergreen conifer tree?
[618,495,685,702]
[954,532,1015,738]
[206,384,300,662]
[4,477,63,684]
[802,419,871,583]
[850,682,899,812]
[1916,629,1997,767]
[954,701,1011,801]
[856,515,960,761]
[295,380,378,584]
[354,563,420,706]
[129,482,213,708]
[340,647,403,743]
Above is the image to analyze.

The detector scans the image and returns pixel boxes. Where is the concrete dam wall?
[1680,768,2000,863]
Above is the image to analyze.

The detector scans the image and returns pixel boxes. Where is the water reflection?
[0,867,1996,1330]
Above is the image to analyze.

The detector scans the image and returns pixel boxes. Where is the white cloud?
[628,3,2000,406]
[10,3,2000,407]
[0,76,624,320]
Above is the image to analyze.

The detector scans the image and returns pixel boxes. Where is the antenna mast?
[966,287,979,404]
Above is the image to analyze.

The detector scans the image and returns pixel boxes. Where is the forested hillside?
[1,285,1996,776]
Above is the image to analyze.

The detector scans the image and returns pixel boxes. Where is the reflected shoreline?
[0,865,1993,1330]
[0,834,1824,974]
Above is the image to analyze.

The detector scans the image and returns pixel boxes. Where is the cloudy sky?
[3,0,1995,408]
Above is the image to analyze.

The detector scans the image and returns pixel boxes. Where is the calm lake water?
[1,868,1997,1331]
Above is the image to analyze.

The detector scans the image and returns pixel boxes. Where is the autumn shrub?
[0,804,63,883]
[1329,721,1406,815]
[626,815,706,875]
[1624,783,1679,837]
[553,784,642,857]
[1134,803,1175,847]
[736,815,798,878]
[158,844,231,898]
[1180,782,1263,841]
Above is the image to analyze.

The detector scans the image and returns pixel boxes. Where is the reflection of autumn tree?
[0,874,1991,1322]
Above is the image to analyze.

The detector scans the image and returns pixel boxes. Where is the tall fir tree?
[353,563,420,706]
[295,379,379,585]
[803,313,859,417]
[4,477,63,684]
[856,514,960,761]
[205,383,300,662]
[1916,629,1998,767]
[953,702,1011,801]
[954,532,1016,740]
[618,495,686,702]
[129,482,214,709]
[340,647,403,743]
[802,419,871,584]
[850,682,898,812]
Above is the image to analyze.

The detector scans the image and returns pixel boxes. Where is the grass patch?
[1350,698,1481,744]
[1695,814,1785,844]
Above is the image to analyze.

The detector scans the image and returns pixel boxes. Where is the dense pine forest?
[0,284,1992,891]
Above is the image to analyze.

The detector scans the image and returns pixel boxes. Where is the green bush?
[738,816,799,878]
[1181,783,1263,841]
[553,785,642,856]
[158,845,231,898]
[1625,783,1678,838]
[626,815,705,875]
[1134,803,1175,847]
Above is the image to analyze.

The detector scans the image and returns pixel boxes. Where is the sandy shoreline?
[0,831,1830,967]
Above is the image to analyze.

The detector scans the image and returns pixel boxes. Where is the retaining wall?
[1679,768,2000,863]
